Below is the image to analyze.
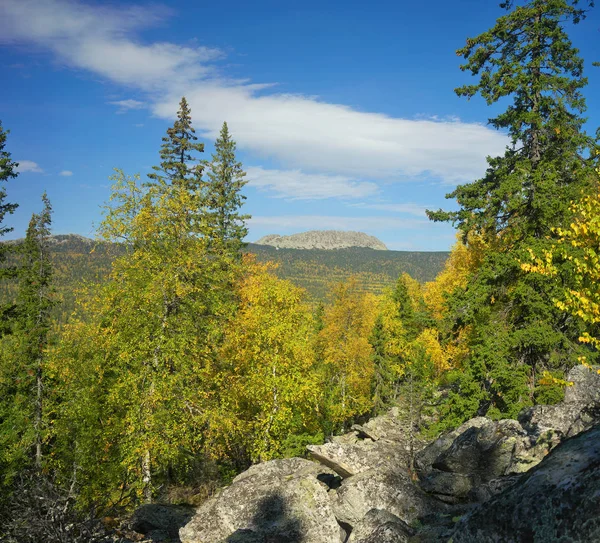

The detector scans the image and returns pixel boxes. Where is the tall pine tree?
[205,122,250,256]
[0,121,18,240]
[148,96,204,191]
[0,194,54,482]
[0,121,19,334]
[428,0,596,421]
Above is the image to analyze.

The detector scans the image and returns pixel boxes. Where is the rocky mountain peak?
[254,230,388,251]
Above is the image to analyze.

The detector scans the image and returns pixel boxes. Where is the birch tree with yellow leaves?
[214,259,321,463]
[318,277,378,431]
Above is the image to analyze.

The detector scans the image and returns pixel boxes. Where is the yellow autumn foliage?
[319,277,378,427]
[423,233,487,321]
[215,257,320,462]
[522,163,600,357]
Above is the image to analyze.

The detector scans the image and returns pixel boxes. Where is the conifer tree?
[0,121,18,240]
[54,99,224,505]
[428,0,596,421]
[0,194,54,481]
[0,121,19,333]
[205,122,250,256]
[148,96,204,191]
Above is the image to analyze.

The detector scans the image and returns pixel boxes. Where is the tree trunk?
[142,449,152,503]
[35,359,43,469]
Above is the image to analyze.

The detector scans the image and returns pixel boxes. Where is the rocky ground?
[127,365,600,543]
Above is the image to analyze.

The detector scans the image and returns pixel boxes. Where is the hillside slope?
[0,236,448,318]
[248,243,448,300]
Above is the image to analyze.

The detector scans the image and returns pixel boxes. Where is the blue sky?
[1,0,599,250]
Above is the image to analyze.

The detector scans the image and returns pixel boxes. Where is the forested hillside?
[0,238,448,319]
[248,244,448,299]
[1,1,600,541]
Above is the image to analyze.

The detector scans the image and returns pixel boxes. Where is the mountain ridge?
[255,230,388,251]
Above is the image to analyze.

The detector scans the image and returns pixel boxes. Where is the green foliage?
[0,121,19,332]
[280,432,325,459]
[0,121,18,241]
[205,122,250,256]
[427,0,597,425]
[533,370,566,405]
[0,194,55,485]
[248,244,448,300]
[50,99,232,505]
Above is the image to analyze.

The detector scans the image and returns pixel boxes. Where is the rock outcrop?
[129,504,194,542]
[254,231,388,251]
[179,458,342,543]
[347,509,414,543]
[331,469,446,528]
[178,365,600,543]
[306,408,424,478]
[452,424,600,542]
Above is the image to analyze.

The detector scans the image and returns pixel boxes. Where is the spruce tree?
[0,121,19,333]
[0,194,54,481]
[148,96,204,191]
[205,122,250,256]
[17,193,55,468]
[428,0,596,421]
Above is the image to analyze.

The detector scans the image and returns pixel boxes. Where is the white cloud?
[348,202,431,217]
[0,0,222,90]
[59,170,73,176]
[0,0,509,186]
[158,87,506,184]
[16,160,43,173]
[109,99,145,114]
[246,167,379,200]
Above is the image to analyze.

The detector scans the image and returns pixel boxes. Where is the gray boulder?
[564,364,600,404]
[347,509,414,543]
[351,407,420,444]
[308,409,424,478]
[451,424,600,542]
[179,458,341,543]
[307,438,410,479]
[331,468,446,528]
[518,402,595,439]
[130,504,195,541]
[414,417,491,474]
[417,419,525,502]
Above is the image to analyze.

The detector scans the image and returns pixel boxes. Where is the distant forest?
[0,235,449,323]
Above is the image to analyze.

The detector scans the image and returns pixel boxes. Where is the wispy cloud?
[0,0,509,186]
[109,99,146,114]
[348,202,430,217]
[246,167,379,201]
[0,0,222,90]
[59,170,73,176]
[16,160,43,173]
[159,88,506,184]
[249,215,428,232]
